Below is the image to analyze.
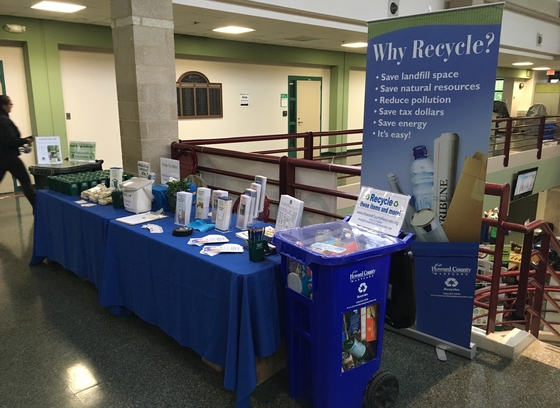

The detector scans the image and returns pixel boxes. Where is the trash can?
[273,221,413,408]
[29,160,104,189]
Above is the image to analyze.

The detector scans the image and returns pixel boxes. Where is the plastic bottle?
[342,337,372,364]
[410,145,434,211]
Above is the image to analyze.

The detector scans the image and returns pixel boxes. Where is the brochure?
[188,235,229,246]
[275,194,304,232]
[200,243,244,257]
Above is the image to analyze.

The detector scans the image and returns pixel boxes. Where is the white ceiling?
[0,0,369,53]
[0,0,559,69]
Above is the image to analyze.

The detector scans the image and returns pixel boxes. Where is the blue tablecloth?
[98,216,283,408]
[31,189,129,289]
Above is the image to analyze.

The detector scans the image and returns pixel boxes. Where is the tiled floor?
[2,193,560,408]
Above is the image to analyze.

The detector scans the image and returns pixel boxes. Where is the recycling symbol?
[358,282,368,293]
[445,278,459,287]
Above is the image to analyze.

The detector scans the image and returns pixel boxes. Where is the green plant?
[166,178,193,212]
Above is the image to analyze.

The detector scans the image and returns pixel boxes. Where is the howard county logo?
[358,282,368,293]
[350,269,376,282]
[445,278,459,287]
[431,263,472,275]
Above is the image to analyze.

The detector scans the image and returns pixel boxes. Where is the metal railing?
[182,115,559,170]
[171,142,361,223]
[490,115,560,167]
[477,183,560,340]
[181,128,363,163]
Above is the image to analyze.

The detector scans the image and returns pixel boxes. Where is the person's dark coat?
[0,109,26,160]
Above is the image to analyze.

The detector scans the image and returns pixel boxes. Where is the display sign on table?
[35,136,62,164]
[160,158,180,184]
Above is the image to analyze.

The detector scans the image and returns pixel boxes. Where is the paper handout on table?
[200,244,244,257]
[141,224,163,234]
[188,234,229,246]
[116,212,168,225]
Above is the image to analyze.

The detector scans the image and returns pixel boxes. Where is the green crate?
[47,176,59,192]
[79,180,90,193]
[59,179,79,196]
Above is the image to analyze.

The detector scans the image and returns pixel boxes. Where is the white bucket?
[120,177,154,213]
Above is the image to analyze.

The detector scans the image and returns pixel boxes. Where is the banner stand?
[386,326,476,360]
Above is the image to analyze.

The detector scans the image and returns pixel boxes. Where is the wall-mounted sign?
[240,93,249,107]
[280,93,288,107]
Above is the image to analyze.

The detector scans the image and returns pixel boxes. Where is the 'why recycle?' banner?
[362,5,503,349]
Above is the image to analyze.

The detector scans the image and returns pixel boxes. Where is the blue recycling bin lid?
[273,221,412,266]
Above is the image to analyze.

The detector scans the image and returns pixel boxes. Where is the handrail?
[171,142,361,222]
[179,114,558,168]
[479,182,560,339]
[490,115,560,166]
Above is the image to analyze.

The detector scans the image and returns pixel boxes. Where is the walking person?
[0,95,36,211]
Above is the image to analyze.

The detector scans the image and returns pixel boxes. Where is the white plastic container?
[120,177,154,213]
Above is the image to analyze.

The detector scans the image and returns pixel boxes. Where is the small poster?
[138,161,150,178]
[350,186,409,237]
[69,141,96,162]
[35,136,62,164]
[240,93,249,107]
[160,158,180,185]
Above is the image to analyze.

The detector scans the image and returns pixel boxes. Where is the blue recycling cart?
[273,221,412,408]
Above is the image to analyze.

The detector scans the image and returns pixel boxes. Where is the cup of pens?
[247,223,269,262]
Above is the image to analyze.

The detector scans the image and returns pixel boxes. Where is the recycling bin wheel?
[365,370,399,408]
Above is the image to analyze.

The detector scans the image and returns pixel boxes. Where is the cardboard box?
[201,342,286,385]
[443,151,487,242]
[255,342,286,385]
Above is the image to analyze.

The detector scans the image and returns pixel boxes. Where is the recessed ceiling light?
[533,67,551,71]
[342,42,368,48]
[512,62,533,66]
[32,1,85,13]
[213,26,254,34]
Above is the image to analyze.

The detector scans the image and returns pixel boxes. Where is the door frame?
[287,76,322,157]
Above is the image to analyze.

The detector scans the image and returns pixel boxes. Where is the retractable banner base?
[386,326,476,360]
[413,241,479,349]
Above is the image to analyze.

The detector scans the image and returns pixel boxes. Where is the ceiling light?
[3,24,26,33]
[532,67,551,71]
[342,42,368,48]
[212,26,254,34]
[511,62,533,66]
[31,1,86,13]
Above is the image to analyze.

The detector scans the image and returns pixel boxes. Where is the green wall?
[0,15,366,156]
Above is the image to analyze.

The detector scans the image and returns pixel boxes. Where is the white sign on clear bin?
[350,186,409,237]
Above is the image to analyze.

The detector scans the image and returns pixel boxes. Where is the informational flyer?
[35,136,62,164]
[160,158,180,185]
[69,141,96,162]
[350,187,409,237]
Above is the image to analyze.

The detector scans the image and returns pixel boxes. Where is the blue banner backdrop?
[363,5,504,348]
